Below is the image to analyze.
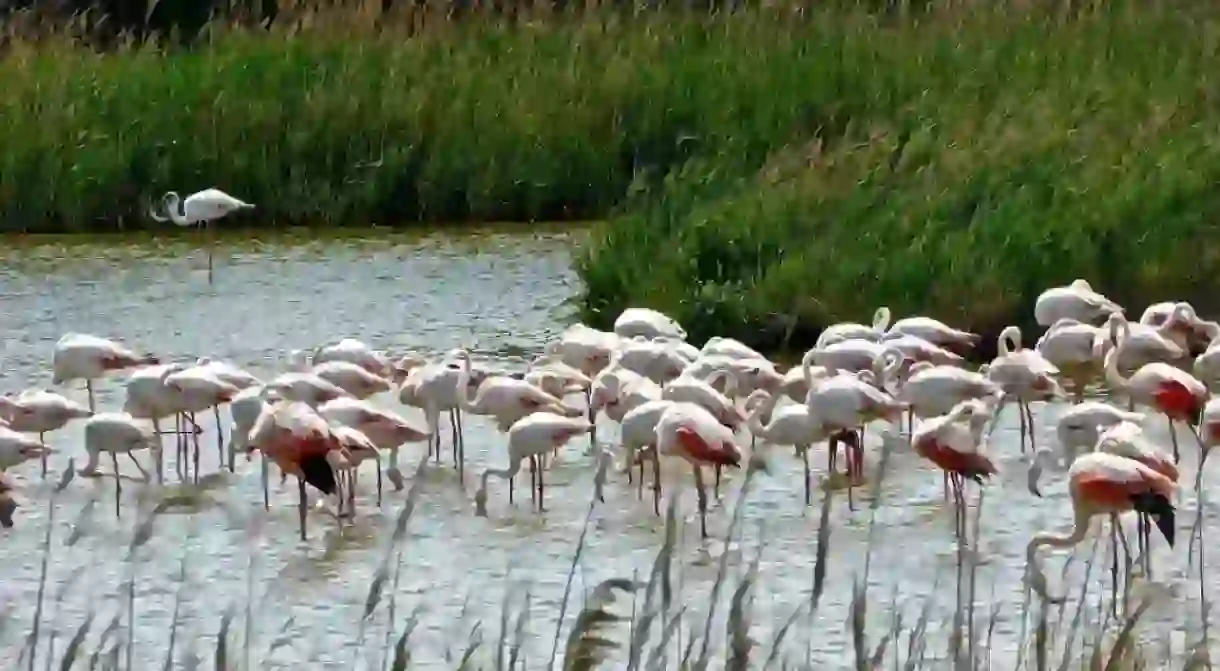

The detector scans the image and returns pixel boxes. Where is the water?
[0,229,1213,669]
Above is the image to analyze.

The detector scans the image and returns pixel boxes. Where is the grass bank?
[575,4,1220,353]
[0,5,874,232]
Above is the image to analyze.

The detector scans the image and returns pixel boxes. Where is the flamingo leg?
[586,388,596,450]
[693,464,708,540]
[261,454,269,510]
[374,455,383,506]
[714,465,722,499]
[153,418,164,484]
[86,379,96,414]
[214,406,230,473]
[127,453,149,481]
[637,449,645,501]
[1167,416,1181,463]
[190,412,201,484]
[529,455,537,505]
[1109,513,1121,618]
[538,457,546,513]
[112,452,122,519]
[1023,401,1036,453]
[802,444,811,506]
[175,413,185,483]
[297,477,308,542]
[450,410,459,468]
[652,452,662,516]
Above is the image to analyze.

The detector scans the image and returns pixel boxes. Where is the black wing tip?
[299,453,337,496]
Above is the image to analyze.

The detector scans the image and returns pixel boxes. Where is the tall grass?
[0,1,895,232]
[575,2,1220,355]
[15,448,1204,669]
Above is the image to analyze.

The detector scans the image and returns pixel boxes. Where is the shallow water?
[0,229,1214,669]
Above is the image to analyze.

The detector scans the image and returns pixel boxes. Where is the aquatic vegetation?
[575,4,1220,355]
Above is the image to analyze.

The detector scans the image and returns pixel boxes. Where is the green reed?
[0,3,872,233]
[575,2,1220,354]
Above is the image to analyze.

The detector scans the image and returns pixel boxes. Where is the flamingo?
[780,362,831,404]
[613,308,686,341]
[984,325,1063,454]
[148,187,254,283]
[816,307,892,348]
[0,426,52,472]
[878,333,965,366]
[264,372,351,408]
[885,316,979,354]
[1101,314,1207,462]
[805,338,890,375]
[79,413,160,518]
[1095,312,1187,384]
[0,389,91,476]
[163,365,241,481]
[1194,335,1220,392]
[398,351,490,470]
[453,349,583,433]
[893,361,1002,435]
[911,399,998,540]
[1140,301,1217,355]
[329,425,382,511]
[1036,318,1106,403]
[309,361,393,400]
[805,365,907,506]
[589,368,662,423]
[618,399,676,505]
[1026,452,1175,607]
[1054,402,1145,462]
[52,333,159,412]
[1034,279,1123,327]
[245,400,348,540]
[310,338,394,377]
[744,390,821,505]
[319,396,428,493]
[700,336,765,361]
[229,386,275,508]
[1094,420,1178,577]
[651,402,742,539]
[473,412,593,516]
[615,337,690,384]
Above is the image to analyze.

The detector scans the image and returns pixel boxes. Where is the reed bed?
[12,447,1206,670]
[0,1,890,232]
[575,2,1220,355]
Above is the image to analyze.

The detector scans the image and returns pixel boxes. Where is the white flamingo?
[319,396,428,493]
[984,325,1063,454]
[0,389,92,476]
[52,333,159,412]
[1034,279,1123,327]
[816,307,892,348]
[1100,316,1208,463]
[473,412,593,516]
[885,315,979,353]
[80,413,160,518]
[613,308,686,340]
[1055,402,1145,462]
[650,402,742,539]
[149,188,254,283]
[1035,318,1106,403]
[744,390,822,505]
